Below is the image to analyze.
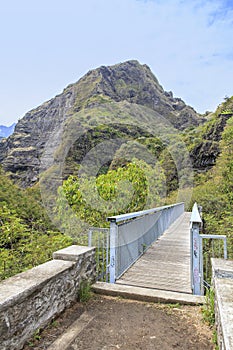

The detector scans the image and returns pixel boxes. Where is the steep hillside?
[0,60,202,187]
[190,114,233,258]
[183,96,233,171]
[0,168,72,280]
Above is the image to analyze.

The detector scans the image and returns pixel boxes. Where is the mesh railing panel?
[115,203,184,279]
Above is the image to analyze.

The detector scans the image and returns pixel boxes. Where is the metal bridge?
[89,202,228,296]
[116,211,191,294]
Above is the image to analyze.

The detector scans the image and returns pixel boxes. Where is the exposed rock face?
[75,61,200,128]
[190,113,233,171]
[0,60,202,187]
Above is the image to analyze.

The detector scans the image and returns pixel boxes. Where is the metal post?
[88,229,92,247]
[190,224,193,291]
[109,220,118,283]
[190,203,202,295]
[199,236,204,295]
[191,224,201,295]
[106,230,110,282]
[223,237,228,260]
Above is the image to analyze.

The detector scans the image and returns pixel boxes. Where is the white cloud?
[0,0,233,124]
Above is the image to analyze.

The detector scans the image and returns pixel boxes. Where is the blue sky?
[0,0,233,125]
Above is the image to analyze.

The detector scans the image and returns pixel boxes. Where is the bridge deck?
[116,212,192,294]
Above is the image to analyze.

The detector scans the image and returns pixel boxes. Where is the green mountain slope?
[190,114,233,259]
[0,168,72,280]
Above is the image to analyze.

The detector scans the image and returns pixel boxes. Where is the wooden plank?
[116,212,192,294]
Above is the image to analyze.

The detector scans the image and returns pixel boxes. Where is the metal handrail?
[107,202,185,223]
[200,234,228,260]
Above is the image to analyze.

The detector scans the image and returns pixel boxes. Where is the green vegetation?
[56,159,166,236]
[77,280,93,302]
[27,328,42,347]
[221,110,233,115]
[202,288,219,349]
[189,116,233,259]
[202,288,215,325]
[0,168,72,280]
[161,97,233,260]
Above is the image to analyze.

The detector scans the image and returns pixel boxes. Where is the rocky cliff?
[0,60,203,187]
[188,96,233,171]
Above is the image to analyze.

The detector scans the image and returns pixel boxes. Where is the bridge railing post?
[109,220,118,283]
[190,202,203,295]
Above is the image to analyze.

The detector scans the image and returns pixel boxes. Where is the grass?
[202,287,219,349]
[27,328,42,347]
[77,280,93,302]
[202,287,215,325]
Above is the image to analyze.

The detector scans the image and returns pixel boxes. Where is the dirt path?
[23,295,215,350]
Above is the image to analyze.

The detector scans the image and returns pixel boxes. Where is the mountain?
[0,123,16,139]
[0,60,203,187]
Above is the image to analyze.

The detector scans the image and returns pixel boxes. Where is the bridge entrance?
[89,202,228,296]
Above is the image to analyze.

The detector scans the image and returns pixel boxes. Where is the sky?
[0,0,233,126]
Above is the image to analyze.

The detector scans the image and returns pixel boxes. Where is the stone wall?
[0,245,96,350]
[211,258,233,350]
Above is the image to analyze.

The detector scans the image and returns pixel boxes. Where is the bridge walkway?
[116,212,192,294]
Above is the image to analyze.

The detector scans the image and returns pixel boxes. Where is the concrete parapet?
[0,245,96,350]
[212,258,233,350]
